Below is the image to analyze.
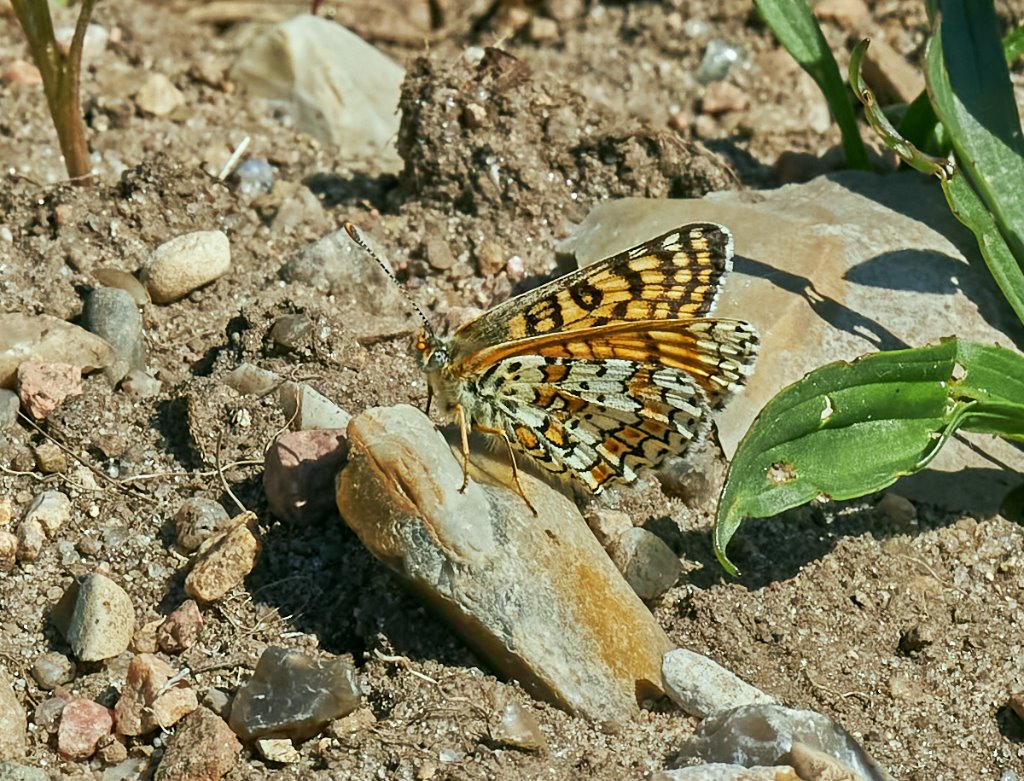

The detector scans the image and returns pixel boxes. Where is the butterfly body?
[410,223,759,495]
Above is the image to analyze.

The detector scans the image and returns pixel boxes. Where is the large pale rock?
[336,405,673,722]
[562,173,1024,512]
[0,314,116,389]
[141,231,231,305]
[230,15,404,170]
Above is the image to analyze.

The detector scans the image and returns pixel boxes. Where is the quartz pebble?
[677,704,894,781]
[57,698,114,759]
[276,382,352,431]
[16,362,82,419]
[491,701,546,751]
[223,363,280,396]
[134,73,185,116]
[0,671,27,760]
[254,738,300,764]
[157,600,204,653]
[65,573,136,662]
[30,652,76,690]
[153,707,240,781]
[0,762,51,781]
[228,647,360,741]
[141,231,231,304]
[121,369,162,398]
[184,516,260,602]
[607,527,681,601]
[174,498,232,552]
[23,491,71,536]
[263,429,348,523]
[114,654,198,735]
[662,649,776,718]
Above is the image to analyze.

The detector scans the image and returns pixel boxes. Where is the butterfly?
[344,222,759,511]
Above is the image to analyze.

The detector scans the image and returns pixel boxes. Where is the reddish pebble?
[263,429,347,523]
[115,654,198,735]
[154,707,241,781]
[57,698,114,759]
[158,599,204,653]
[1,59,42,86]
[16,362,82,419]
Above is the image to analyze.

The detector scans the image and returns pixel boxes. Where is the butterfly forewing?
[449,223,735,359]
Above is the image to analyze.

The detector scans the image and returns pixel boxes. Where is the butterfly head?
[414,326,449,373]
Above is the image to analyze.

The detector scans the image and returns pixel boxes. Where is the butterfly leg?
[454,403,472,493]
[473,423,538,516]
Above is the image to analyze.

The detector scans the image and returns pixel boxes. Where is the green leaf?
[926,0,1024,265]
[714,339,1024,574]
[754,0,870,169]
[1003,26,1024,65]
[940,169,1024,326]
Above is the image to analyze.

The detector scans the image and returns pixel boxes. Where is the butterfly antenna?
[343,222,435,335]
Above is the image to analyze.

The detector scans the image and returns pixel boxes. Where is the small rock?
[0,672,27,760]
[228,647,360,741]
[66,572,136,662]
[0,314,116,389]
[114,654,198,735]
[223,363,281,396]
[475,240,506,276]
[92,268,150,306]
[54,23,108,61]
[697,38,744,84]
[491,701,546,751]
[276,382,352,431]
[662,648,776,718]
[584,508,632,546]
[30,652,76,690]
[32,443,66,474]
[876,492,916,525]
[0,762,50,781]
[184,516,260,602]
[230,16,404,167]
[527,16,559,43]
[861,37,925,106]
[701,81,749,114]
[651,767,795,780]
[120,369,162,398]
[134,73,185,116]
[201,688,232,720]
[0,498,11,526]
[157,600,204,653]
[0,390,18,429]
[57,698,114,759]
[254,738,300,763]
[83,287,146,383]
[141,230,231,305]
[15,519,44,562]
[95,734,128,765]
[268,315,312,353]
[789,741,865,781]
[677,704,893,781]
[153,707,240,781]
[814,0,869,30]
[234,158,275,197]
[607,527,681,601]
[0,531,16,571]
[327,707,376,738]
[16,362,82,419]
[33,696,67,734]
[1009,691,1024,722]
[263,429,348,524]
[1,60,42,87]
[424,236,457,270]
[24,490,71,536]
[174,498,233,552]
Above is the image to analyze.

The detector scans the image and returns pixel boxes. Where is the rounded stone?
[82,287,145,382]
[66,573,136,662]
[141,231,231,304]
[174,498,231,552]
[30,652,76,690]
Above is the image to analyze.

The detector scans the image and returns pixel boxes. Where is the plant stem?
[10,0,98,183]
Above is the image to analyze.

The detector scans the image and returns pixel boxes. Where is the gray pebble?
[0,390,18,430]
[83,287,146,382]
[30,652,76,690]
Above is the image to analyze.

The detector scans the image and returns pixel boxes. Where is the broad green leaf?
[754,0,870,169]
[926,1,1024,265]
[714,339,1024,574]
